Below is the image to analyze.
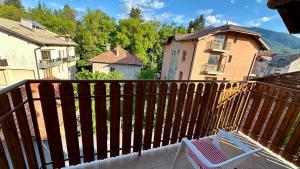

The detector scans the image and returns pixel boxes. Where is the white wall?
[92,63,141,80]
[288,57,300,72]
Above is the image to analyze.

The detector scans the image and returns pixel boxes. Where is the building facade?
[161,25,269,81]
[90,47,143,80]
[0,18,79,88]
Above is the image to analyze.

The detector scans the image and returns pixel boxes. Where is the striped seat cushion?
[187,139,228,169]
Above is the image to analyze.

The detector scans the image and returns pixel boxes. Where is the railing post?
[25,82,46,169]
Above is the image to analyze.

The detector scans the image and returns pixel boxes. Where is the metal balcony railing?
[38,58,63,68]
[202,64,225,74]
[63,55,80,62]
[206,41,231,52]
[0,59,8,66]
[0,80,299,168]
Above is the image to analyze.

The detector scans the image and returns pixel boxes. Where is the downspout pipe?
[34,46,42,79]
[188,41,198,80]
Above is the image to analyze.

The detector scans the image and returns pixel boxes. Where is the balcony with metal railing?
[206,41,231,52]
[202,64,225,75]
[39,58,63,68]
[0,79,299,169]
[63,55,80,62]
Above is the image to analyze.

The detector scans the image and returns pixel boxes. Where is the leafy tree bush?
[76,69,123,80]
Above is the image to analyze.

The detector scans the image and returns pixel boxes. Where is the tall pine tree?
[188,15,205,32]
[129,7,143,20]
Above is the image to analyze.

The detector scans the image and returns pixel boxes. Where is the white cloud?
[173,15,185,24]
[197,9,213,15]
[119,0,167,21]
[48,2,63,9]
[205,15,239,26]
[256,0,263,3]
[246,15,278,27]
[149,0,164,9]
[230,0,235,4]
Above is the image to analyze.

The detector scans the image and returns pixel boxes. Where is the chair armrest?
[212,130,253,152]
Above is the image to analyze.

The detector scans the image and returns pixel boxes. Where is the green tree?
[4,0,23,9]
[76,69,123,80]
[0,4,24,21]
[75,9,116,58]
[60,5,76,20]
[188,15,205,32]
[129,7,143,20]
[115,18,159,63]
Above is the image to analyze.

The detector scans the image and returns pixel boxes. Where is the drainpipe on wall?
[34,46,42,79]
[247,53,258,80]
[187,41,198,80]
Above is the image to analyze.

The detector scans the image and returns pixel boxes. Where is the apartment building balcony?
[0,79,299,169]
[0,59,8,67]
[38,58,63,68]
[206,41,231,53]
[202,64,225,75]
[63,55,80,62]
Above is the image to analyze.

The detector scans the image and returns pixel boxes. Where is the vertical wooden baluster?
[171,83,187,144]
[25,83,46,169]
[205,83,221,134]
[0,139,9,169]
[260,90,290,146]
[95,82,108,159]
[133,82,146,153]
[187,83,203,139]
[209,83,225,134]
[144,82,157,150]
[282,123,300,162]
[179,83,195,141]
[271,94,300,153]
[59,83,80,165]
[241,85,266,134]
[78,82,94,162]
[110,82,120,157]
[153,82,168,148]
[38,82,65,168]
[122,82,133,154]
[251,86,277,140]
[11,88,38,169]
[162,83,177,146]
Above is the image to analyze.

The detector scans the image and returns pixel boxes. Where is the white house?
[0,18,79,88]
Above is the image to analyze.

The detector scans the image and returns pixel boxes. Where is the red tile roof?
[89,47,143,66]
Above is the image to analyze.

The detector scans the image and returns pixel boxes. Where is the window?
[228,55,232,63]
[208,54,221,65]
[110,67,115,72]
[178,71,183,80]
[275,68,281,74]
[214,35,226,43]
[182,50,187,61]
[178,50,180,54]
[43,68,52,77]
[41,51,51,60]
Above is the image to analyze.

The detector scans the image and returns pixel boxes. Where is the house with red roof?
[89,47,143,79]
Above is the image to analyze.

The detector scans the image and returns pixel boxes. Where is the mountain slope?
[246,27,300,54]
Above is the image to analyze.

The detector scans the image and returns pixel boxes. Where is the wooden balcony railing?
[0,80,299,169]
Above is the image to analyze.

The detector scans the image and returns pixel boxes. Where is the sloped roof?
[0,17,77,46]
[269,54,300,67]
[89,47,143,66]
[165,24,269,50]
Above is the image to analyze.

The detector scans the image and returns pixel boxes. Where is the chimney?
[106,43,111,51]
[188,28,194,33]
[20,18,33,29]
[116,48,119,56]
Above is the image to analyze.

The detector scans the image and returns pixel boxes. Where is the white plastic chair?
[172,130,262,169]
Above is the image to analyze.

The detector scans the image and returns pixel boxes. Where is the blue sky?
[21,0,292,34]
